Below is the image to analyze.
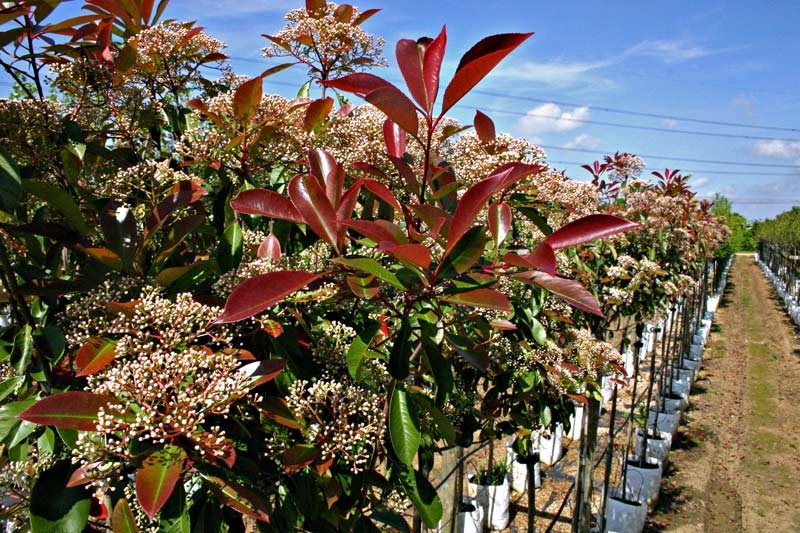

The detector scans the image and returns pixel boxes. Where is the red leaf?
[446,162,539,254]
[111,498,138,533]
[303,97,333,132]
[440,288,509,311]
[409,204,449,240]
[474,110,496,143]
[305,0,326,16]
[353,7,380,25]
[179,26,204,46]
[238,359,287,389]
[503,242,557,275]
[18,392,113,431]
[364,86,419,137]
[259,396,302,429]
[323,73,393,97]
[442,32,533,114]
[67,462,102,487]
[136,446,186,521]
[332,3,353,22]
[360,177,402,210]
[144,180,207,242]
[282,444,320,472]
[380,243,431,270]
[422,28,447,113]
[233,76,263,121]
[513,271,603,316]
[487,201,511,246]
[75,337,117,377]
[231,189,303,223]
[396,38,428,112]
[490,319,517,330]
[543,214,639,250]
[255,233,280,261]
[343,220,401,245]
[203,475,271,522]
[383,119,407,158]
[308,149,343,208]
[216,271,323,323]
[289,174,340,249]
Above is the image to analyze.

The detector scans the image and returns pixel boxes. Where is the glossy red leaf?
[490,319,517,330]
[233,76,263,121]
[75,337,117,377]
[178,26,204,46]
[487,201,511,246]
[440,288,509,312]
[215,271,323,323]
[324,73,393,97]
[308,149,344,208]
[305,0,326,16]
[203,475,271,522]
[503,242,557,275]
[353,7,380,25]
[409,204,449,240]
[283,444,320,472]
[259,396,302,429]
[289,173,340,249]
[345,177,401,211]
[365,86,419,137]
[380,243,431,270]
[332,3,353,22]
[135,446,186,521]
[446,162,539,254]
[422,28,447,113]
[383,119,407,158]
[238,359,286,390]
[513,270,603,316]
[543,214,639,250]
[346,275,380,299]
[18,391,112,431]
[442,32,533,114]
[231,189,303,223]
[396,38,428,112]
[144,180,207,242]
[474,110,496,143]
[303,97,333,132]
[257,234,281,261]
[67,462,102,487]
[343,220,401,245]
[112,498,138,533]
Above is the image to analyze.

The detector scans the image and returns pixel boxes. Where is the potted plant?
[467,460,511,531]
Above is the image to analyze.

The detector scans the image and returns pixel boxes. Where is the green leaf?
[37,427,56,455]
[18,391,113,431]
[159,481,190,533]
[217,221,243,273]
[408,392,456,445]
[6,417,37,448]
[0,375,24,402]
[389,386,420,466]
[332,257,406,290]
[531,317,547,345]
[135,446,187,521]
[389,322,412,380]
[12,325,33,375]
[0,398,36,442]
[346,322,381,379]
[112,498,139,533]
[369,509,410,533]
[437,225,487,279]
[22,180,90,235]
[0,145,22,213]
[30,461,91,533]
[398,464,442,529]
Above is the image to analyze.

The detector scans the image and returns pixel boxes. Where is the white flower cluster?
[285,378,385,473]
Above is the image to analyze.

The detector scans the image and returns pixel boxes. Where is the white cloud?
[495,59,613,87]
[753,140,800,159]
[562,133,601,150]
[516,103,590,135]
[624,39,723,63]
[691,176,710,188]
[661,118,678,128]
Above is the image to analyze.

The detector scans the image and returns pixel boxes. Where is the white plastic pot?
[506,440,541,492]
[456,498,483,533]
[626,455,662,508]
[634,427,671,466]
[605,495,647,533]
[536,423,564,466]
[567,402,584,440]
[648,409,681,436]
[467,476,511,530]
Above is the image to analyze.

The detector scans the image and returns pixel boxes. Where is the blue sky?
[12,1,800,220]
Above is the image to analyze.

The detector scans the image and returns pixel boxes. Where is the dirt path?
[646,253,800,532]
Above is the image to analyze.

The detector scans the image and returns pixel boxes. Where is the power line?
[539,144,800,169]
[546,160,796,177]
[472,90,800,133]
[483,106,800,142]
